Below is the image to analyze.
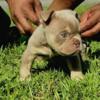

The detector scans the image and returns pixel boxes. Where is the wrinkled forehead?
[55,10,76,18]
[55,10,79,25]
[53,10,80,33]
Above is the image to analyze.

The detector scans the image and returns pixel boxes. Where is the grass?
[0,4,100,100]
[0,40,100,100]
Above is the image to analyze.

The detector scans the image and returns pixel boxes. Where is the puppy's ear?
[40,11,54,25]
[75,13,80,22]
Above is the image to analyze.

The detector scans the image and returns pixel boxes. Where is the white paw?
[20,71,31,81]
[71,71,84,80]
[20,75,31,81]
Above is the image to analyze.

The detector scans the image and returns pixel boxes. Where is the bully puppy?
[20,10,84,81]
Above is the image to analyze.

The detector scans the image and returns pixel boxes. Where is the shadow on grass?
[31,56,70,76]
[82,35,100,59]
[32,55,90,77]
[81,60,90,74]
[92,50,100,58]
[47,56,70,75]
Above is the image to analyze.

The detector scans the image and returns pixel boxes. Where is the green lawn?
[0,5,100,100]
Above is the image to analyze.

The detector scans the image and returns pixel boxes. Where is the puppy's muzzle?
[73,38,80,48]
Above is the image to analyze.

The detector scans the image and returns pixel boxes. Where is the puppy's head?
[40,10,82,56]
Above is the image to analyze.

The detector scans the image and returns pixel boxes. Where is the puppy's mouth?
[53,40,82,56]
[70,50,81,56]
[57,44,82,56]
[57,48,81,56]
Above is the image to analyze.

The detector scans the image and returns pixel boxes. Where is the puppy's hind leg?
[20,48,36,81]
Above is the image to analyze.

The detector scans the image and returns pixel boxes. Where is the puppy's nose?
[73,38,80,48]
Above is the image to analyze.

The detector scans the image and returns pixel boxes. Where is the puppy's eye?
[60,31,69,38]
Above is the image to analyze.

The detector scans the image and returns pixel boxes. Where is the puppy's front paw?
[20,74,31,81]
[71,71,84,80]
[20,70,31,81]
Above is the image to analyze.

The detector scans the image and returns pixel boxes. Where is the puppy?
[20,10,84,81]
